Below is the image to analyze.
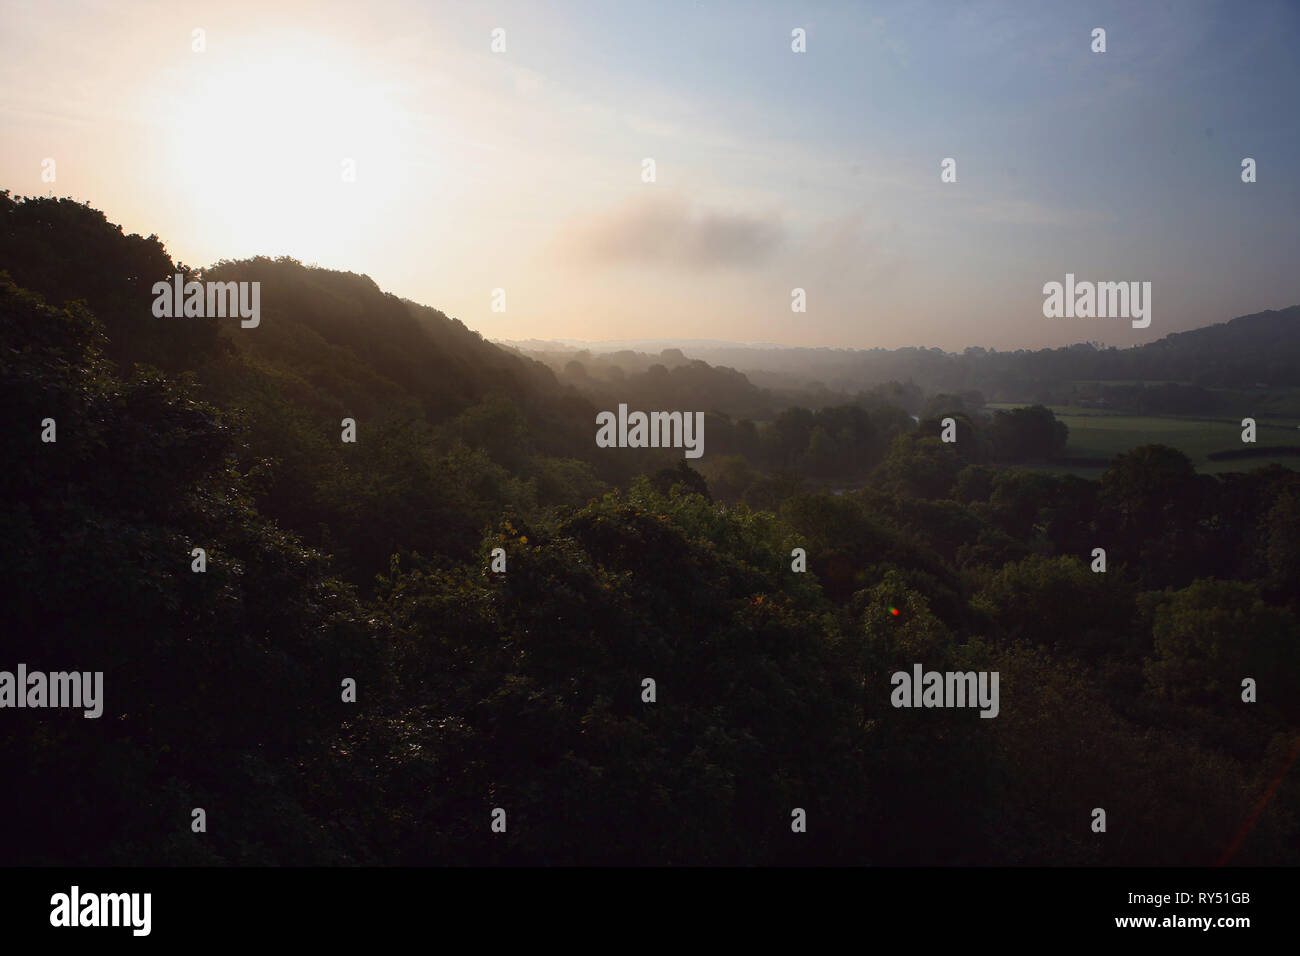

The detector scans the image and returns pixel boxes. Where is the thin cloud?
[557,194,785,270]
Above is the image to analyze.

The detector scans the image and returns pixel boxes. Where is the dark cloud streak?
[562,195,784,270]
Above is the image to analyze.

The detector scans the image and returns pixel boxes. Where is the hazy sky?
[3,0,1298,350]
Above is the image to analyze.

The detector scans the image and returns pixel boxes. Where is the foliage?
[2,195,1296,867]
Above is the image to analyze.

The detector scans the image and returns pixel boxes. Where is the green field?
[986,399,1300,476]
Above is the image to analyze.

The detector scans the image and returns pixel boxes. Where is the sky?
[2,0,1298,350]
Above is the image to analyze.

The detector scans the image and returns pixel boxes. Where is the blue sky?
[2,0,1297,348]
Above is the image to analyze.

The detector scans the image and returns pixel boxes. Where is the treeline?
[588,307,1300,404]
[700,402,1069,506]
[518,339,1295,425]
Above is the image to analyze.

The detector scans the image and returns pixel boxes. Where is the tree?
[988,404,1068,462]
[648,460,712,501]
[973,555,1136,657]
[871,435,964,500]
[1144,578,1299,718]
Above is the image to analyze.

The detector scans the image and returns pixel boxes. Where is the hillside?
[0,193,646,581]
[2,191,1297,869]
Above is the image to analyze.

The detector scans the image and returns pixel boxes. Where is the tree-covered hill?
[541,305,1300,403]
[2,191,1296,867]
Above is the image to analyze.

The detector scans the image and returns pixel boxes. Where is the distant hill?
[505,306,1300,401]
[499,341,789,420]
[197,256,580,432]
[1129,307,1300,386]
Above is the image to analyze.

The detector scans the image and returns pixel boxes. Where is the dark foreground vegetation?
[2,193,1297,865]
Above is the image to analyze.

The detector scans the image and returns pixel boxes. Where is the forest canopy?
[1,193,1297,866]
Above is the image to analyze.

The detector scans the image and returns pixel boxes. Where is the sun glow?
[167,34,413,263]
